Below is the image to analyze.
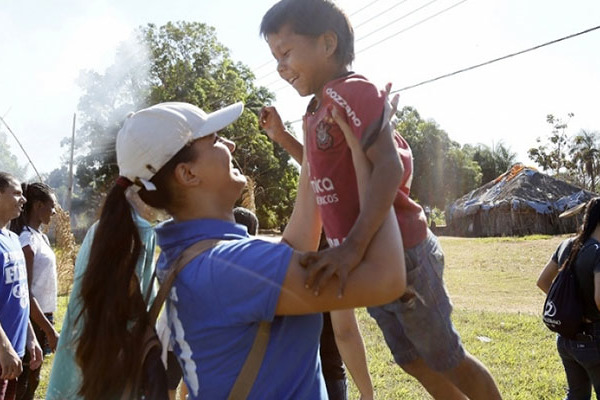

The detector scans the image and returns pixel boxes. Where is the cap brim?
[195,102,244,138]
[559,202,586,218]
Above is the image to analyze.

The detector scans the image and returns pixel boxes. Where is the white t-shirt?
[19,227,57,313]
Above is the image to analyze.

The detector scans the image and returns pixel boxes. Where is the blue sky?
[1,0,599,176]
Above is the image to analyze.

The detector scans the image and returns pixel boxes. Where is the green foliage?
[69,21,298,228]
[528,113,600,191]
[569,129,600,191]
[465,141,517,184]
[395,106,482,209]
[0,129,28,179]
[528,113,574,175]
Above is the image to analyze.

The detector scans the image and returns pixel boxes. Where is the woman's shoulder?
[213,237,292,262]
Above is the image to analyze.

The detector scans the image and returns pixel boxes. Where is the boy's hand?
[300,241,363,297]
[259,106,285,142]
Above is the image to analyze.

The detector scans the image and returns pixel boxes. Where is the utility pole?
[66,113,76,215]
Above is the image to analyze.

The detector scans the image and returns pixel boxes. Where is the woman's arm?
[330,309,373,400]
[22,245,59,351]
[276,106,406,315]
[537,258,559,294]
[281,123,322,252]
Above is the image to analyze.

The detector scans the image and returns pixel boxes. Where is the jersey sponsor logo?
[325,87,362,128]
[310,177,335,193]
[316,194,339,205]
[310,177,339,206]
[316,121,333,151]
[325,236,345,248]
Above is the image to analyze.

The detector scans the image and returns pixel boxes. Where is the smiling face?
[37,193,57,226]
[191,133,247,195]
[0,178,26,227]
[267,24,341,98]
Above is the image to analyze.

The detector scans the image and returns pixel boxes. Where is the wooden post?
[66,113,76,215]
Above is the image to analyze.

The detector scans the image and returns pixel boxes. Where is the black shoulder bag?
[542,242,585,339]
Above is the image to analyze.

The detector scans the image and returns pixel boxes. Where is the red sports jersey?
[304,73,427,249]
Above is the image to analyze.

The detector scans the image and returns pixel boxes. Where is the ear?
[33,200,45,212]
[322,31,338,58]
[172,162,201,187]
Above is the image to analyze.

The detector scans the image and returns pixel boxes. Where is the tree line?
[2,21,597,231]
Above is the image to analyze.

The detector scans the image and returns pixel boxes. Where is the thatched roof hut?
[446,164,596,237]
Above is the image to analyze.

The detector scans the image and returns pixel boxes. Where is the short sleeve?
[553,238,573,265]
[209,239,293,324]
[325,78,385,150]
[18,230,33,250]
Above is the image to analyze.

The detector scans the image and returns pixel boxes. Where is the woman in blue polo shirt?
[70,101,406,399]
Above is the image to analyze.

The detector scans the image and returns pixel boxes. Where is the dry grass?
[52,208,78,295]
[441,234,568,314]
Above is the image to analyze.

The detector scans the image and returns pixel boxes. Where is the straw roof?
[447,164,595,222]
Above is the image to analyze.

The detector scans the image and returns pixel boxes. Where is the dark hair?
[9,182,54,234]
[75,142,198,398]
[234,207,259,235]
[562,197,600,271]
[260,0,355,66]
[0,172,17,193]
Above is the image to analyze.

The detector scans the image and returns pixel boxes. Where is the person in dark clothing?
[538,197,600,399]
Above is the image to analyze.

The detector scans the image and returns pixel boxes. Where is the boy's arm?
[304,98,403,294]
[330,309,373,400]
[259,106,304,164]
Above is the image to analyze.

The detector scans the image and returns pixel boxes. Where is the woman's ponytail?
[76,183,147,399]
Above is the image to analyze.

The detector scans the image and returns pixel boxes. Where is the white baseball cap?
[116,101,244,191]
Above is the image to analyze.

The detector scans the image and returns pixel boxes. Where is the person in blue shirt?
[0,172,42,400]
[70,101,406,399]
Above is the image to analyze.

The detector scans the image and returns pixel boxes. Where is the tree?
[528,113,574,175]
[0,129,28,179]
[395,107,481,209]
[570,129,600,191]
[467,141,517,184]
[68,21,298,229]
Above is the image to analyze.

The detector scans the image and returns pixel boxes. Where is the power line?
[282,24,600,126]
[390,24,600,93]
[261,0,462,89]
[357,0,468,52]
[354,0,412,29]
[356,0,443,43]
[349,0,385,17]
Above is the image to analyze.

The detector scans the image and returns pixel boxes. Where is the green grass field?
[38,235,570,399]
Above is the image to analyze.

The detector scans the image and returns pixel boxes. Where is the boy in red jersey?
[259,1,501,399]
